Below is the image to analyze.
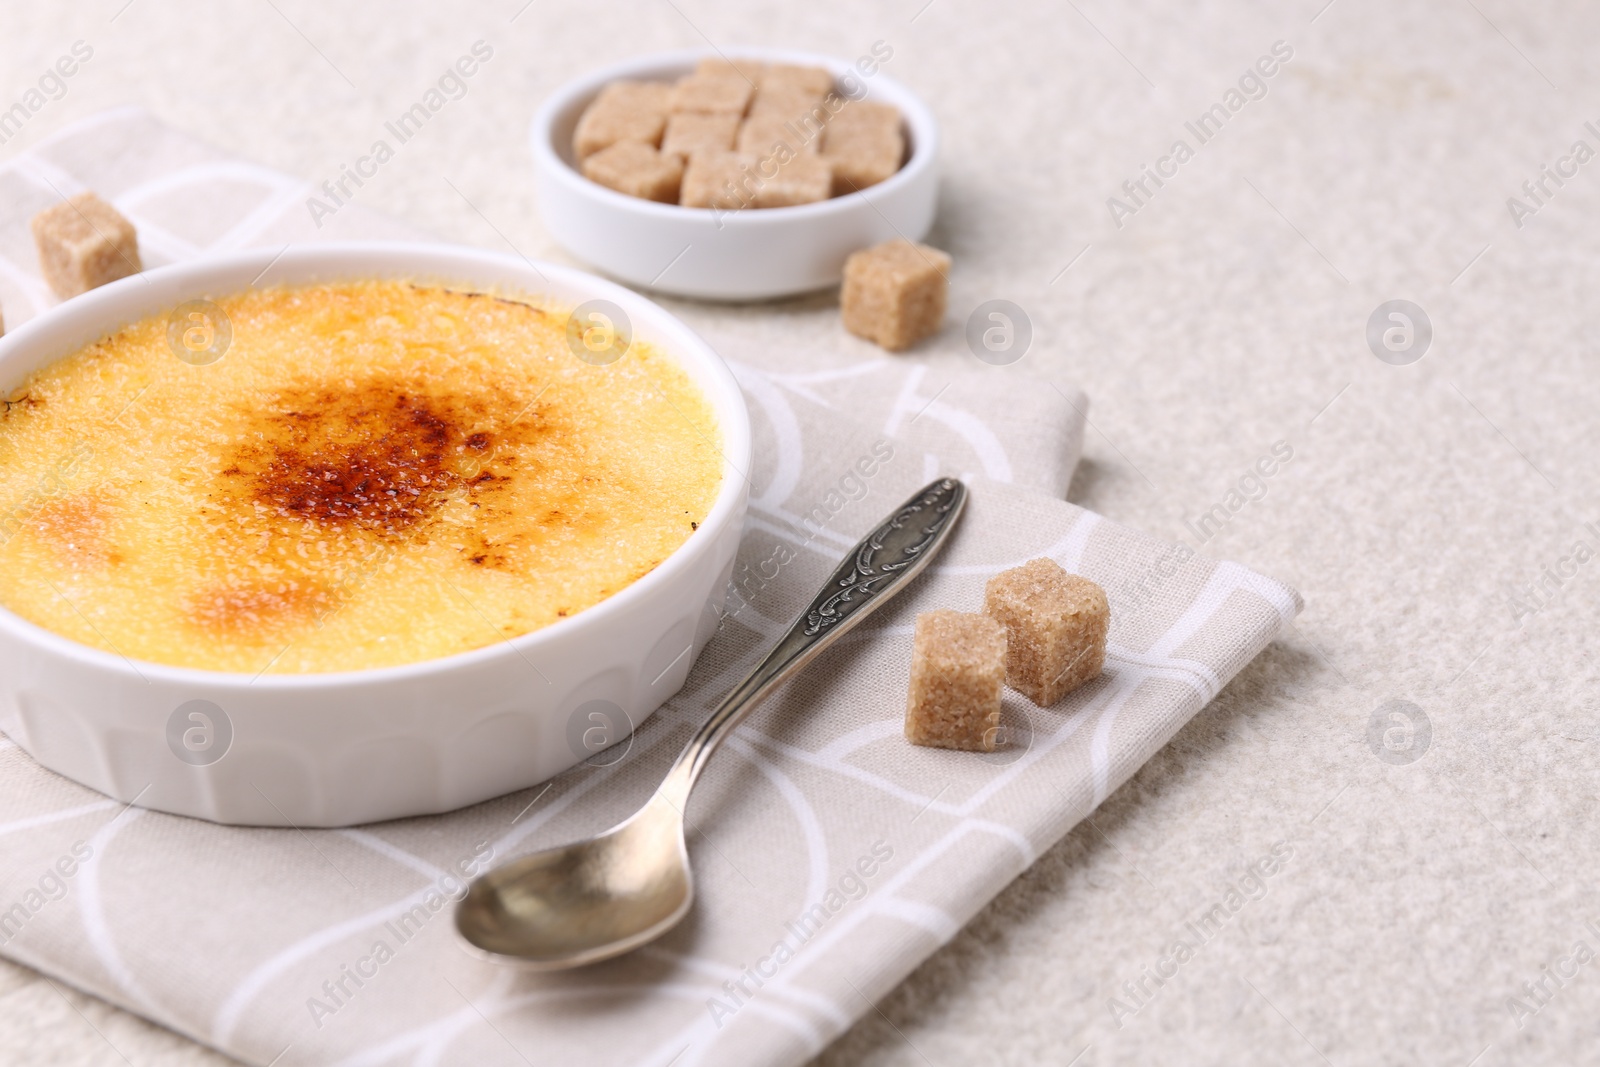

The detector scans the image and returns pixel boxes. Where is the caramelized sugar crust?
[0,281,723,673]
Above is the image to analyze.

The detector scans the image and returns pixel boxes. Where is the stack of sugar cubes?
[906,559,1110,752]
[573,58,906,209]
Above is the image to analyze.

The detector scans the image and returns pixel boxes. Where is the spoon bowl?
[457,795,691,966]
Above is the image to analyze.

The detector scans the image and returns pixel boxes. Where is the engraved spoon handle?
[659,478,968,804]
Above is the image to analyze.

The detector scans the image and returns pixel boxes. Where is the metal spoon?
[455,477,968,967]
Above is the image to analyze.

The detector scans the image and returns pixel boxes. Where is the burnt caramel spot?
[185,581,335,635]
[243,394,454,530]
[216,376,542,538]
[190,369,579,647]
[33,492,118,568]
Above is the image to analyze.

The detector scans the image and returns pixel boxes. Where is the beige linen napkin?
[0,109,1298,1066]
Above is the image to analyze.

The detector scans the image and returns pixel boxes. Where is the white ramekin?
[531,47,940,301]
[0,243,750,827]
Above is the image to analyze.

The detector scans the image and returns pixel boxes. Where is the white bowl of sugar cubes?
[530,46,939,302]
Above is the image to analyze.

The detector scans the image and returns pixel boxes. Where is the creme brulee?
[0,281,723,673]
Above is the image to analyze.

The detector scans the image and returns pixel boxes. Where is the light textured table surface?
[2,1,1598,1064]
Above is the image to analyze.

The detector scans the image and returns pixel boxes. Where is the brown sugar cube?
[737,114,821,157]
[840,239,950,351]
[668,73,753,115]
[823,133,903,195]
[573,81,671,159]
[748,89,834,156]
[581,142,684,203]
[823,102,904,195]
[984,558,1109,706]
[762,63,835,98]
[695,57,766,84]
[826,100,901,142]
[749,86,832,123]
[905,610,1007,752]
[31,193,142,300]
[751,153,832,208]
[661,112,740,160]
[681,151,755,210]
